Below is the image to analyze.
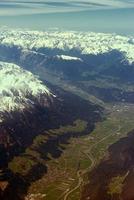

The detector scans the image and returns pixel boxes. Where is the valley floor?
[22,103,134,200]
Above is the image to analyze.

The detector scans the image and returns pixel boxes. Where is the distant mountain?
[0,29,134,82]
[0,29,133,64]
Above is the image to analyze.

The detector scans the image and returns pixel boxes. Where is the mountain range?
[0,29,134,200]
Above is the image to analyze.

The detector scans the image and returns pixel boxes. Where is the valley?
[26,104,134,200]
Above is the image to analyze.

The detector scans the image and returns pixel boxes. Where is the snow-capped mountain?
[0,61,57,167]
[0,29,134,64]
[0,61,53,123]
[0,29,134,83]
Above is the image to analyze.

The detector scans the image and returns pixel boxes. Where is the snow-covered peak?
[55,55,83,61]
[0,29,134,64]
[0,62,52,122]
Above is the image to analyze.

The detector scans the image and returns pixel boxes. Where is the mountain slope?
[0,61,55,171]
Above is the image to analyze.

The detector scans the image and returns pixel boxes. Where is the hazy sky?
[0,0,133,34]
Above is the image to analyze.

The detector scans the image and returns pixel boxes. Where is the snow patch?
[56,55,83,61]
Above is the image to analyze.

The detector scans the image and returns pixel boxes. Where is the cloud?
[0,0,134,16]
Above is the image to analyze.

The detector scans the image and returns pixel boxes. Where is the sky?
[0,0,134,34]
